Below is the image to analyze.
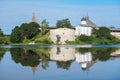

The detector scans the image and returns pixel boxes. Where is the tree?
[56,18,72,28]
[27,22,40,39]
[10,22,40,43]
[20,23,29,39]
[10,26,22,43]
[21,22,40,39]
[92,28,97,35]
[77,35,93,42]
[96,27,111,38]
[0,37,8,44]
[41,19,49,28]
[40,19,49,35]
[109,26,115,28]
[0,28,4,37]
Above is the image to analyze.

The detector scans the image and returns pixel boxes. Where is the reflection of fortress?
[49,47,120,71]
[50,47,75,61]
[110,49,120,57]
[75,52,96,70]
[29,47,120,74]
[49,47,95,71]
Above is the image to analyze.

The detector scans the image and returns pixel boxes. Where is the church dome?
[81,17,87,21]
[81,17,87,25]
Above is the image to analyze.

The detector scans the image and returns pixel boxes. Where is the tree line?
[10,18,72,43]
[0,18,120,44]
[0,27,10,45]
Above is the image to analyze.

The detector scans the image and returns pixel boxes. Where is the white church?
[75,15,97,36]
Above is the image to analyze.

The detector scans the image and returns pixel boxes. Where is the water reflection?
[75,52,94,70]
[10,48,50,74]
[0,47,120,74]
[50,47,75,61]
[10,48,40,67]
[50,47,75,70]
[0,48,9,61]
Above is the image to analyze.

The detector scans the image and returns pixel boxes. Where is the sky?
[0,0,120,34]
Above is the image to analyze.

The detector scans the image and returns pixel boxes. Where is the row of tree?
[0,28,10,44]
[10,18,72,43]
[1,18,120,44]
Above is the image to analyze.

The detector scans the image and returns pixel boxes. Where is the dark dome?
[81,17,87,21]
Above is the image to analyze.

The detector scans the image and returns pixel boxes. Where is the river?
[0,44,120,80]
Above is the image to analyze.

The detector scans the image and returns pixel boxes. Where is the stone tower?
[29,13,40,25]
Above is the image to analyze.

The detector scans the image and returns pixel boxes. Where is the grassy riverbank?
[66,35,120,45]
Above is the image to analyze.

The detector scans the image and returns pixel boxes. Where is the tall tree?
[41,19,49,28]
[21,22,40,39]
[56,18,72,28]
[10,26,22,43]
[27,22,40,39]
[40,19,49,35]
[20,23,29,39]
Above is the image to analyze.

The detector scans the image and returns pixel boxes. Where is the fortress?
[30,14,120,44]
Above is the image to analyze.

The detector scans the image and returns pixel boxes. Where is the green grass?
[9,31,53,45]
[66,35,120,45]
[10,43,29,46]
[32,31,50,41]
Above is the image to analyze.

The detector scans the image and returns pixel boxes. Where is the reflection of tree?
[76,48,117,61]
[92,48,116,61]
[32,48,50,70]
[41,61,49,70]
[0,49,8,61]
[10,48,40,67]
[10,48,50,70]
[56,61,73,70]
[76,48,92,54]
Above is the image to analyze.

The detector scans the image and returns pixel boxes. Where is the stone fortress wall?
[111,32,120,39]
[49,28,75,44]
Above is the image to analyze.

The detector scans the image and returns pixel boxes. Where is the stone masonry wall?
[49,28,75,44]
[111,32,120,39]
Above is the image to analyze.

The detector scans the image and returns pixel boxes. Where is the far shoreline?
[0,44,120,48]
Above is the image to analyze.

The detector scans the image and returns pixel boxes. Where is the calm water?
[0,45,120,80]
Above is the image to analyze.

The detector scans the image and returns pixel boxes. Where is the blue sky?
[0,0,120,34]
